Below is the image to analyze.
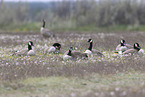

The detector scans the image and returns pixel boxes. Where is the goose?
[63,46,88,60]
[84,39,104,57]
[14,41,35,56]
[40,19,54,38]
[116,39,132,53]
[123,43,144,56]
[63,46,73,60]
[44,43,61,54]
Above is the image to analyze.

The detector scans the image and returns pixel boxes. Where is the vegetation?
[0,0,145,96]
[0,72,145,97]
[0,31,145,96]
[1,0,145,32]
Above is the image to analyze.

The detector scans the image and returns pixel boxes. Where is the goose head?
[28,41,34,51]
[134,43,141,51]
[53,43,61,50]
[88,39,93,43]
[87,39,93,51]
[120,39,125,46]
[67,46,73,56]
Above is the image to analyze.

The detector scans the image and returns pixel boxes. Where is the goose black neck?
[42,21,45,28]
[135,47,140,51]
[28,44,32,51]
[134,43,140,51]
[121,43,125,46]
[67,50,72,56]
[137,48,140,51]
[88,42,93,51]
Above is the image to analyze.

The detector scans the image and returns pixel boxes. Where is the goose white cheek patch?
[121,40,123,43]
[90,40,93,42]
[41,27,44,29]
[135,44,138,47]
[29,42,31,46]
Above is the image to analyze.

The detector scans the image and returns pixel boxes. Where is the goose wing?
[41,29,54,37]
[84,50,92,55]
[15,48,28,56]
[45,46,56,53]
[116,44,121,50]
[138,49,144,56]
[92,49,104,57]
[119,46,127,52]
[122,49,137,55]
[71,51,88,59]
[63,55,72,60]
[125,44,133,48]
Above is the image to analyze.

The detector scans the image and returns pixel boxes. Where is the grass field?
[1,22,145,33]
[0,31,145,97]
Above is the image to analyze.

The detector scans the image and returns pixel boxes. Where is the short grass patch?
[0,72,144,97]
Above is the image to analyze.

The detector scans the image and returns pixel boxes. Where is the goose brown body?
[45,43,61,54]
[84,39,104,57]
[14,41,35,56]
[40,20,54,38]
[63,47,88,60]
[123,43,144,55]
[116,39,132,52]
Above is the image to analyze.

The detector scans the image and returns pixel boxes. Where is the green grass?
[0,22,41,32]
[1,22,145,33]
[0,71,144,97]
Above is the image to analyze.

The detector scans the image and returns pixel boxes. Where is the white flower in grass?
[115,87,120,91]
[16,62,19,66]
[14,74,17,77]
[110,91,115,96]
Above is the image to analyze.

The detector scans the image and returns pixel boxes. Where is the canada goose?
[44,43,61,54]
[123,43,144,55]
[84,39,104,57]
[63,46,88,60]
[116,39,132,53]
[14,41,35,56]
[40,19,54,38]
[63,46,73,60]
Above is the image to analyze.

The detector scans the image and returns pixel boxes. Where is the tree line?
[0,0,145,29]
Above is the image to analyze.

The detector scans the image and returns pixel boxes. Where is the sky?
[3,0,73,2]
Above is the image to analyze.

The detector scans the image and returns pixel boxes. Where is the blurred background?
[0,0,145,32]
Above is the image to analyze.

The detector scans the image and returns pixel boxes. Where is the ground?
[0,31,145,97]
